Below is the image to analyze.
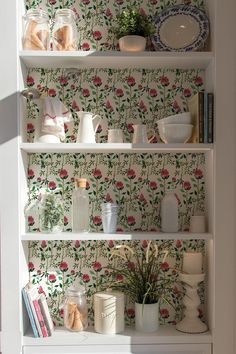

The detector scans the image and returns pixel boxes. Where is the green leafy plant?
[108,241,175,305]
[39,192,64,233]
[113,8,155,39]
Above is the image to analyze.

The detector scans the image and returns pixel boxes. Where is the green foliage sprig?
[113,8,155,39]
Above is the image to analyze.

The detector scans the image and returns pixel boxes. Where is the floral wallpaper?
[28,239,206,326]
[24,0,205,51]
[23,1,208,328]
[25,68,205,143]
[26,153,205,232]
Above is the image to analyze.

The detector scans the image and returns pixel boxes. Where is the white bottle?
[72,178,90,232]
[161,192,178,232]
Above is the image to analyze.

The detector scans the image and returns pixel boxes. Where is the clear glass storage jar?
[22,9,50,50]
[64,287,88,332]
[52,9,78,51]
[39,190,64,233]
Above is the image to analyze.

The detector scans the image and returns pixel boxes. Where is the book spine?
[27,291,43,337]
[22,288,39,338]
[38,295,54,336]
[204,91,208,143]
[199,91,204,143]
[208,93,214,143]
[33,299,48,337]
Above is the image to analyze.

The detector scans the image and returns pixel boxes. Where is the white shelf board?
[19,50,214,69]
[23,326,212,346]
[20,143,213,154]
[21,232,213,241]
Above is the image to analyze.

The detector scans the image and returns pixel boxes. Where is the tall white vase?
[135,302,159,332]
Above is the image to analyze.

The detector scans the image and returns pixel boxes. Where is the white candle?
[183,252,203,274]
[94,290,124,334]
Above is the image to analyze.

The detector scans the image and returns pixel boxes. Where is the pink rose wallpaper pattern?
[25,68,205,143]
[25,0,205,51]
[28,239,206,326]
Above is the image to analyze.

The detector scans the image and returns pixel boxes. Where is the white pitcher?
[77,111,101,143]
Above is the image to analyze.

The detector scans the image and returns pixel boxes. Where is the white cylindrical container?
[190,215,206,233]
[94,291,124,334]
[161,192,178,232]
[135,302,159,332]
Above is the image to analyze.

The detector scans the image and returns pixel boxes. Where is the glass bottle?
[39,190,64,233]
[72,178,90,233]
[22,9,50,50]
[161,191,178,232]
[52,9,78,51]
[64,286,88,332]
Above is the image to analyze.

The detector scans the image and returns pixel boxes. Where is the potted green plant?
[113,8,155,52]
[108,241,175,332]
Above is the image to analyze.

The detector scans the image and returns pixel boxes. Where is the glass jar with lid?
[22,9,50,50]
[52,9,78,51]
[64,286,88,331]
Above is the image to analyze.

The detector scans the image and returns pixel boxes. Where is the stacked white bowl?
[157,112,193,144]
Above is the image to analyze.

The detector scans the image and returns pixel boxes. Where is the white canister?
[94,290,124,334]
[161,192,178,232]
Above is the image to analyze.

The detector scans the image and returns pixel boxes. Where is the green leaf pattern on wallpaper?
[26,68,204,143]
[28,239,206,326]
[25,0,205,50]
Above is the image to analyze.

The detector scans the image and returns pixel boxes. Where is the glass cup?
[107,129,124,143]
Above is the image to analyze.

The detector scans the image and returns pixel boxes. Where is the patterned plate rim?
[152,4,210,52]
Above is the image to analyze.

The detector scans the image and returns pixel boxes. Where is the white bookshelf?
[1,0,236,354]
[23,326,212,346]
[20,143,213,153]
[20,50,214,69]
[21,231,213,241]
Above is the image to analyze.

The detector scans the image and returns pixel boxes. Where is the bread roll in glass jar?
[52,9,78,51]
[64,287,88,332]
[23,9,50,50]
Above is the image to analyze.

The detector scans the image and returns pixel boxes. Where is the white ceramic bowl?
[158,112,192,125]
[159,124,193,143]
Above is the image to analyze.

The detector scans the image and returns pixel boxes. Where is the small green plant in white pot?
[113,8,155,52]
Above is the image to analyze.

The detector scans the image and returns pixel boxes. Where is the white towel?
[42,97,72,141]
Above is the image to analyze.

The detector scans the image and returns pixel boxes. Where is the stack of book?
[22,283,54,338]
[188,91,214,143]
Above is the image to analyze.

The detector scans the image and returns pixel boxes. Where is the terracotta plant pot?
[119,35,146,52]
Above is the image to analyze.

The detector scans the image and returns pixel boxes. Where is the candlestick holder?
[176,273,208,333]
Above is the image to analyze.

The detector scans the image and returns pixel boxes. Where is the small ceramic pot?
[119,35,146,52]
[135,302,159,332]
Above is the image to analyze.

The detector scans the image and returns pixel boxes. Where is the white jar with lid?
[161,191,178,232]
[94,290,124,334]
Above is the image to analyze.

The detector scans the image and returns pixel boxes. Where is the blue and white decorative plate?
[152,5,209,52]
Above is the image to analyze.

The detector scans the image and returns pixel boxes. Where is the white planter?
[135,302,159,332]
[119,35,146,52]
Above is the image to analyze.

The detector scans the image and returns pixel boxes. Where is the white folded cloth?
[42,97,72,141]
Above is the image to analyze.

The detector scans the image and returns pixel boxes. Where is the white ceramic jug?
[77,111,101,143]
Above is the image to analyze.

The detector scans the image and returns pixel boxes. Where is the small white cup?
[190,215,206,233]
[132,124,155,144]
[108,129,123,143]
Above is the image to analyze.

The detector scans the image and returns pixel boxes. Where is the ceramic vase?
[119,35,146,52]
[135,302,159,332]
